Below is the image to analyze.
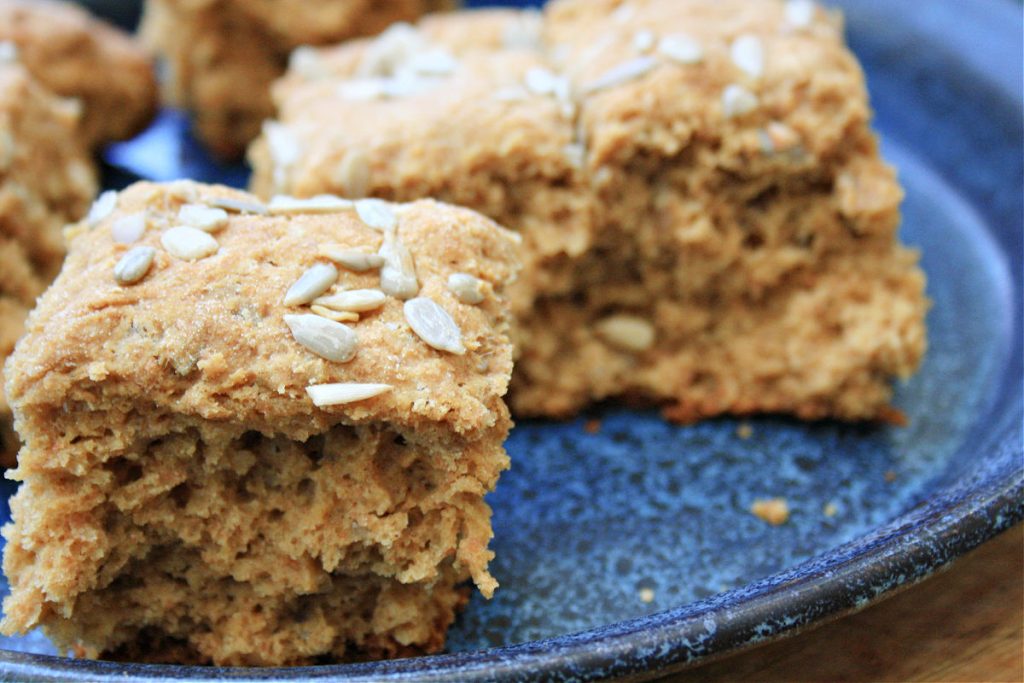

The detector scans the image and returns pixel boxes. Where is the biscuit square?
[0,60,97,465]
[141,0,454,158]
[0,0,157,147]
[250,0,927,421]
[0,181,520,665]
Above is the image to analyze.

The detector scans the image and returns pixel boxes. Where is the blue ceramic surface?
[1,0,1021,680]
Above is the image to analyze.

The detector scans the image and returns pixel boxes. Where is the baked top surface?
[6,182,521,437]
[265,0,866,187]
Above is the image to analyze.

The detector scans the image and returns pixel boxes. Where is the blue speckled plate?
[1,0,1021,680]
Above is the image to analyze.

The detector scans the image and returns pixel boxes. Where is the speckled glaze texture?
[2,0,1021,680]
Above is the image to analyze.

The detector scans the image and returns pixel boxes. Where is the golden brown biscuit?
[0,0,157,148]
[249,0,928,421]
[0,60,97,467]
[0,181,520,665]
[141,0,455,159]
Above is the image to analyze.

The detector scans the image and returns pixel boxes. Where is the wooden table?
[665,524,1023,682]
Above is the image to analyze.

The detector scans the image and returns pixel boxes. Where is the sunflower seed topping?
[502,10,543,50]
[318,246,385,272]
[290,45,328,79]
[265,121,301,191]
[307,382,392,406]
[113,246,156,285]
[87,190,118,226]
[268,194,354,215]
[357,22,424,77]
[378,237,419,299]
[332,149,371,197]
[612,4,636,23]
[784,0,816,28]
[722,84,759,118]
[310,305,359,323]
[208,196,268,215]
[658,34,704,64]
[563,143,586,169]
[447,273,486,304]
[595,315,656,352]
[406,48,459,76]
[731,34,764,79]
[581,56,658,95]
[284,313,357,362]
[284,263,338,306]
[633,30,656,53]
[525,67,571,100]
[337,78,388,101]
[0,41,18,64]
[161,226,219,261]
[314,289,387,313]
[178,204,229,232]
[404,297,466,354]
[111,212,147,244]
[354,198,397,231]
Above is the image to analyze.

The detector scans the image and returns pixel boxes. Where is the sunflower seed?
[563,143,586,169]
[268,194,354,215]
[337,78,389,101]
[784,0,816,28]
[357,22,424,77]
[113,246,156,285]
[595,315,656,352]
[208,197,268,215]
[290,45,327,79]
[722,84,759,118]
[314,289,387,313]
[612,4,635,23]
[161,226,219,261]
[381,73,437,98]
[761,121,800,154]
[178,204,229,232]
[581,56,658,95]
[406,49,459,76]
[87,190,118,226]
[447,273,486,304]
[525,67,568,97]
[283,263,338,306]
[265,121,301,169]
[0,41,18,63]
[354,198,397,231]
[0,41,17,63]
[404,297,466,354]
[284,313,357,362]
[331,149,371,197]
[633,30,656,53]
[265,121,301,190]
[310,305,359,323]
[318,246,385,272]
[378,237,418,299]
[307,382,392,406]
[111,212,147,244]
[731,35,764,79]
[502,10,543,50]
[658,34,704,64]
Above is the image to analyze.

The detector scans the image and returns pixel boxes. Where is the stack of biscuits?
[0,0,928,669]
